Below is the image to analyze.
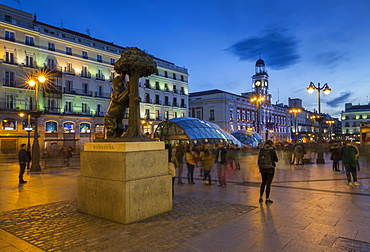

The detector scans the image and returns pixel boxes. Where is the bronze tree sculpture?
[114,47,158,139]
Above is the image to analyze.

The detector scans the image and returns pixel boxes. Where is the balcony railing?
[95,92,110,99]
[154,100,162,105]
[180,103,187,108]
[144,83,151,89]
[81,71,91,78]
[96,73,105,81]
[173,102,178,107]
[3,79,17,87]
[44,107,61,114]
[64,67,75,75]
[163,101,170,106]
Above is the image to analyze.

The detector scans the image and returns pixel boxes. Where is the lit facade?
[341,103,370,141]
[189,58,291,143]
[0,4,188,154]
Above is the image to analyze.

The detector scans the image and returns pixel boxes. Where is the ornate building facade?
[189,58,291,143]
[0,4,188,154]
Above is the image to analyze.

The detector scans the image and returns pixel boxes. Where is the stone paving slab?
[0,196,255,252]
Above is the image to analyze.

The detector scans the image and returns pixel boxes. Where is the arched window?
[64,122,75,133]
[80,123,91,133]
[45,121,58,133]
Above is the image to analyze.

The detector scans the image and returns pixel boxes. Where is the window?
[181,99,185,108]
[210,110,215,121]
[181,112,185,117]
[5,31,15,41]
[66,47,72,55]
[47,58,55,69]
[164,111,169,120]
[82,103,89,113]
[173,112,177,118]
[80,123,91,133]
[145,93,150,103]
[155,95,160,104]
[145,109,150,119]
[242,110,246,120]
[173,73,176,80]
[155,110,160,120]
[64,122,75,133]
[164,96,169,106]
[82,51,88,59]
[6,94,15,109]
[97,55,102,62]
[97,104,102,116]
[4,71,15,86]
[173,85,177,93]
[45,121,57,133]
[196,111,201,119]
[181,75,184,81]
[25,35,34,46]
[173,97,177,106]
[5,15,12,22]
[25,55,34,67]
[65,80,73,93]
[48,43,55,51]
[237,110,241,120]
[83,83,89,95]
[164,71,168,78]
[164,83,169,91]
[2,118,16,130]
[97,86,103,96]
[81,66,90,78]
[144,79,150,88]
[65,101,73,112]
[180,87,185,95]
[155,82,160,90]
[5,51,15,64]
[110,58,115,65]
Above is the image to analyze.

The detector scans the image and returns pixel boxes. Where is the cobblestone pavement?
[0,196,255,251]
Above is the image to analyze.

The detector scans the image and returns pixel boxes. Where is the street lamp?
[306,82,331,163]
[289,108,302,142]
[326,120,335,140]
[27,72,47,172]
[250,95,265,137]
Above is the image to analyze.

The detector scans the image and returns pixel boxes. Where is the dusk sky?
[4,0,370,118]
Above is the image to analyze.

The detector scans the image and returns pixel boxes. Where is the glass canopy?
[154,117,243,146]
[231,130,263,147]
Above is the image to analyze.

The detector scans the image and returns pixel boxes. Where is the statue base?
[77,141,172,224]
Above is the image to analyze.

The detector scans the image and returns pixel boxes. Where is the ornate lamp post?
[27,73,47,172]
[306,82,331,163]
[250,95,265,137]
[289,108,302,142]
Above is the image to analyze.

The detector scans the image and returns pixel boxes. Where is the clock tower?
[252,58,269,95]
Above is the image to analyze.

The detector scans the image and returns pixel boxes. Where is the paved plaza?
[0,151,370,251]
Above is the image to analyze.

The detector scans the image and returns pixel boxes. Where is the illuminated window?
[2,118,16,130]
[64,122,75,133]
[80,123,91,133]
[6,94,15,109]
[45,121,57,133]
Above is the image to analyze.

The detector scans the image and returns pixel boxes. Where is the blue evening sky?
[4,0,370,118]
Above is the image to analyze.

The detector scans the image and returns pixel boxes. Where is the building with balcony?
[0,4,188,154]
[341,102,370,142]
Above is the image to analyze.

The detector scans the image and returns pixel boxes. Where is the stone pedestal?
[78,141,172,224]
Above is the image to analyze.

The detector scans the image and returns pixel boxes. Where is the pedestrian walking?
[18,144,29,184]
[329,143,341,171]
[215,142,227,187]
[200,145,213,185]
[185,145,197,184]
[166,144,177,198]
[341,142,360,186]
[175,143,185,185]
[293,143,305,165]
[258,140,278,203]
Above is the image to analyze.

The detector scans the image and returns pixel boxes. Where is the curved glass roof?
[231,130,263,147]
[154,117,243,146]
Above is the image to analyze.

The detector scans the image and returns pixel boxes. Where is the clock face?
[255,80,261,86]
